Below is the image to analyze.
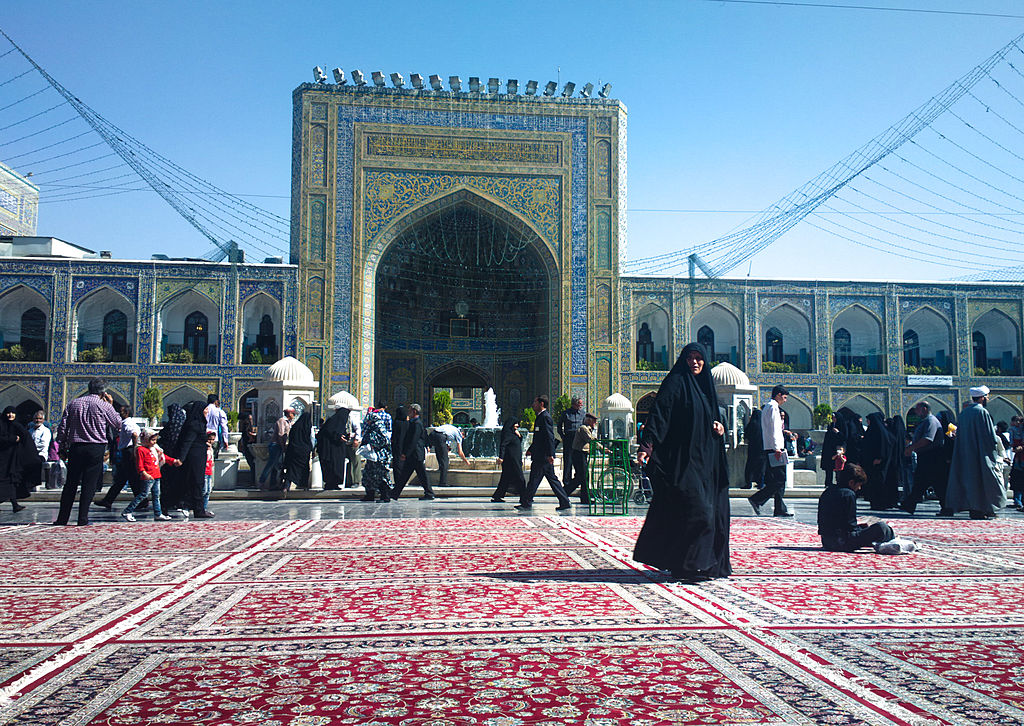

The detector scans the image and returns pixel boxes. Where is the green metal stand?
[586,438,632,516]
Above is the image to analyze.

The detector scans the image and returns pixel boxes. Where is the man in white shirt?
[28,409,51,488]
[205,394,229,459]
[749,385,793,517]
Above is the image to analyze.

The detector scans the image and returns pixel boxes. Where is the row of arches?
[0,285,281,365]
[634,303,1020,375]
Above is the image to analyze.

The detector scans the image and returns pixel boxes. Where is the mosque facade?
[1,82,1022,429]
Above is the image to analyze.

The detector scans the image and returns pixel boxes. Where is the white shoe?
[121,511,136,522]
[178,509,190,520]
[154,514,172,521]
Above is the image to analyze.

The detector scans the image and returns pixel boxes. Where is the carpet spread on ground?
[2,515,1024,725]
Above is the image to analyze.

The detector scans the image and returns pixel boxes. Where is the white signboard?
[907,375,953,386]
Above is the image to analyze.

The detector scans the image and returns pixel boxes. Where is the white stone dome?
[327,390,361,411]
[711,362,750,387]
[261,356,315,386]
[601,393,634,412]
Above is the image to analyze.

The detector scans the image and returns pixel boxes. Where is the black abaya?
[742,408,763,488]
[175,401,209,512]
[887,415,911,497]
[284,410,313,490]
[316,408,350,489]
[861,412,899,509]
[633,342,731,579]
[492,419,525,499]
[0,415,20,502]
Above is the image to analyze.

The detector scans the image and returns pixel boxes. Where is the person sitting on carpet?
[817,464,898,552]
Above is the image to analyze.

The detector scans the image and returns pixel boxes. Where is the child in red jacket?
[123,429,181,522]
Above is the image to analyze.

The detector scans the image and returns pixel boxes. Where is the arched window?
[184,311,209,362]
[20,307,46,358]
[765,327,783,364]
[973,331,987,372]
[636,322,654,363]
[697,325,714,353]
[903,329,920,368]
[103,310,128,361]
[834,327,852,369]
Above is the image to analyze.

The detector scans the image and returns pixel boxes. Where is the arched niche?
[635,304,670,369]
[636,391,656,425]
[690,303,740,367]
[0,286,50,361]
[906,395,954,425]
[972,309,1020,375]
[838,394,883,420]
[157,290,220,364]
[762,304,813,373]
[832,305,883,374]
[240,293,281,365]
[780,395,813,430]
[72,287,136,363]
[162,385,208,412]
[987,396,1021,427]
[0,384,44,419]
[902,307,952,374]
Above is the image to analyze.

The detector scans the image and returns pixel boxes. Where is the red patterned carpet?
[2,514,1024,725]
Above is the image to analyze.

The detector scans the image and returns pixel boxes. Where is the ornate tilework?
[69,276,138,306]
[309,124,327,187]
[365,133,561,164]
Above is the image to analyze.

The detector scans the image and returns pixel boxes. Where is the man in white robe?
[946,386,1005,519]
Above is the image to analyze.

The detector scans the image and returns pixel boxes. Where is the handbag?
[356,444,378,462]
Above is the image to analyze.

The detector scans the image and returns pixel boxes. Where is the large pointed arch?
[0,285,50,361]
[239,291,281,365]
[72,285,137,362]
[762,303,813,373]
[156,288,221,364]
[832,304,884,374]
[691,302,741,367]
[971,308,1019,375]
[901,305,952,374]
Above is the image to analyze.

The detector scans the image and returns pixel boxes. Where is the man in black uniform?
[391,403,434,500]
[818,464,896,552]
[517,395,571,511]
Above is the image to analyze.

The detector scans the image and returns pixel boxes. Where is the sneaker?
[154,514,173,521]
[177,509,190,520]
[121,511,136,522]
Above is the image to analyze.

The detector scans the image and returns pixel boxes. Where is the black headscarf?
[836,407,864,464]
[887,415,911,491]
[499,415,523,461]
[287,410,313,454]
[161,403,186,457]
[634,342,731,579]
[743,408,764,486]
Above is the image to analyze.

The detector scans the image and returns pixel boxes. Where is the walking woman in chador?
[634,342,732,581]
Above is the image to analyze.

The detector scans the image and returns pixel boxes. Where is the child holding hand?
[123,429,181,522]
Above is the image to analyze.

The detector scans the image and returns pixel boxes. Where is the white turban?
[969,385,990,398]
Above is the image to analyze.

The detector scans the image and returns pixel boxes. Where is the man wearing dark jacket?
[391,403,434,500]
[517,395,572,511]
[558,395,585,493]
[818,464,896,551]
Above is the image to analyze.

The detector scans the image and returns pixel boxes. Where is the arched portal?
[374,192,554,414]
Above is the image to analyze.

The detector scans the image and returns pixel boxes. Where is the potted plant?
[142,386,163,427]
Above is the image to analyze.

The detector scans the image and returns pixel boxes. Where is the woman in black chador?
[316,406,352,490]
[284,409,314,490]
[741,407,762,489]
[634,342,731,581]
[861,412,900,509]
[0,407,27,512]
[491,415,526,502]
[177,401,212,518]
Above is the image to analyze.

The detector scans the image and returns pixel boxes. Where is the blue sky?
[3,0,1023,280]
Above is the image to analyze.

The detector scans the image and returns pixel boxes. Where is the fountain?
[462,387,503,458]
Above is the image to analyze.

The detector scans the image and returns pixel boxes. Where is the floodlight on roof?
[332,68,346,85]
[449,75,462,91]
[371,71,386,87]
[410,73,424,90]
[469,76,482,93]
[351,69,366,86]
[561,81,575,97]
[543,81,557,96]
[506,79,518,95]
[525,80,538,95]
[390,72,404,88]
[599,82,612,98]
[429,74,443,91]
[580,82,593,98]
[313,66,327,83]
[487,77,499,94]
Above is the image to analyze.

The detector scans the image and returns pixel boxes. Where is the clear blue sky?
[3,0,1023,280]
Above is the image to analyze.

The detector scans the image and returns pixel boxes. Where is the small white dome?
[601,393,634,412]
[261,356,315,386]
[711,362,750,387]
[327,390,361,411]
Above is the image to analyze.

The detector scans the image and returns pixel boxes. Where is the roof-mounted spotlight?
[313,66,327,83]
[469,76,482,93]
[410,73,424,90]
[429,74,443,91]
[506,79,518,95]
[449,75,462,92]
[525,80,538,95]
[351,69,366,86]
[390,72,404,88]
[580,82,593,98]
[543,81,557,96]
[487,77,500,94]
[599,82,612,98]
[561,82,575,97]
[371,71,386,88]
[332,68,346,85]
